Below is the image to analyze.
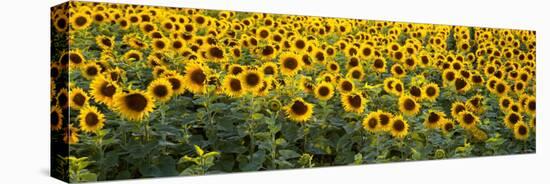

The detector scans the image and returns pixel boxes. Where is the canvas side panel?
[51,1,70,183]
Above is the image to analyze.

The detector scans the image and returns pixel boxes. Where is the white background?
[0,0,547,183]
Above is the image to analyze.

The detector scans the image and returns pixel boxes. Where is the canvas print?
[51,1,536,182]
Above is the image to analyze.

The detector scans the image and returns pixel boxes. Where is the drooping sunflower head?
[513,121,530,141]
[147,78,174,103]
[399,95,420,116]
[341,91,366,114]
[183,63,209,94]
[279,52,302,76]
[457,111,478,130]
[51,106,63,131]
[314,82,334,101]
[90,75,119,107]
[78,106,105,133]
[113,90,155,122]
[466,94,485,113]
[390,115,409,139]
[338,78,355,94]
[80,62,101,80]
[69,87,89,110]
[424,111,445,129]
[222,75,245,97]
[363,112,380,133]
[239,69,264,91]
[285,98,314,123]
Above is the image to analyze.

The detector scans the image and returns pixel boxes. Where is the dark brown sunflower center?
[295,40,305,49]
[352,70,361,79]
[315,52,325,61]
[153,85,169,97]
[168,78,181,90]
[395,83,403,92]
[173,41,183,49]
[455,78,467,90]
[291,100,308,115]
[283,57,298,70]
[394,66,404,75]
[230,79,242,91]
[528,101,536,111]
[341,81,353,91]
[100,83,116,97]
[58,93,68,107]
[101,38,112,47]
[428,112,440,124]
[85,113,99,127]
[496,84,506,93]
[69,53,83,64]
[454,105,465,115]
[379,114,390,126]
[518,125,527,135]
[410,86,421,97]
[154,40,166,49]
[302,55,312,65]
[245,73,260,86]
[75,16,87,26]
[318,86,330,96]
[374,59,384,68]
[404,99,416,110]
[393,120,405,131]
[73,93,86,106]
[394,52,403,60]
[51,111,60,126]
[509,113,520,124]
[348,95,362,108]
[330,64,338,70]
[263,66,274,75]
[463,113,475,124]
[190,69,206,85]
[368,118,378,129]
[426,87,436,96]
[124,93,148,112]
[86,66,98,76]
[362,47,372,56]
[445,72,455,81]
[259,30,268,38]
[208,47,224,59]
[262,46,274,56]
[231,67,243,75]
[57,18,67,29]
[444,123,453,131]
[349,58,359,67]
[405,58,415,66]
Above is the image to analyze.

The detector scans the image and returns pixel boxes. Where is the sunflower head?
[81,62,101,80]
[183,63,209,94]
[314,82,334,101]
[424,111,445,129]
[222,75,245,97]
[338,78,355,94]
[457,111,478,130]
[90,75,120,107]
[78,106,105,133]
[399,95,420,116]
[147,78,174,103]
[285,98,314,123]
[390,115,409,139]
[505,112,523,129]
[51,106,64,131]
[341,91,367,114]
[113,90,155,122]
[279,52,302,76]
[422,83,440,101]
[69,87,89,110]
[513,121,530,141]
[239,69,264,91]
[363,112,381,133]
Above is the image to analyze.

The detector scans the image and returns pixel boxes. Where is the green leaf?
[278,149,301,160]
[79,173,97,182]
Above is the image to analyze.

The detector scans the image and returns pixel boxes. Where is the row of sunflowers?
[51,1,535,182]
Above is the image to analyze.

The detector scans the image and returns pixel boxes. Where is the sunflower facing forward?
[363,112,380,133]
[279,52,302,76]
[113,90,155,121]
[513,121,530,141]
[147,78,174,103]
[183,63,209,94]
[341,91,366,114]
[314,82,334,101]
[90,75,119,107]
[78,106,105,133]
[285,97,314,123]
[222,75,245,97]
[398,95,420,116]
[240,69,264,92]
[69,87,89,110]
[390,115,409,139]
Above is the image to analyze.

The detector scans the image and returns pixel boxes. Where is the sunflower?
[372,57,386,73]
[338,78,355,94]
[257,63,277,78]
[363,112,380,133]
[390,115,409,139]
[51,106,63,131]
[68,50,85,69]
[442,69,456,84]
[409,85,423,100]
[524,96,536,115]
[123,50,143,62]
[240,69,264,92]
[504,112,523,129]
[347,67,364,81]
[360,45,375,59]
[90,75,119,107]
[440,119,455,134]
[422,83,440,101]
[147,78,174,103]
[183,63,209,94]
[424,111,445,129]
[78,106,105,133]
[285,98,314,123]
[57,88,69,109]
[499,95,513,112]
[341,92,366,114]
[205,45,226,62]
[376,110,394,131]
[228,64,245,76]
[453,77,471,93]
[494,79,509,96]
[53,15,68,32]
[391,64,406,78]
[326,61,340,73]
[81,62,101,80]
[63,124,79,145]
[279,52,302,76]
[451,101,467,119]
[70,12,92,30]
[113,90,155,121]
[398,95,420,116]
[292,37,308,51]
[466,94,484,114]
[69,87,89,110]
[457,111,478,130]
[222,75,245,97]
[314,82,334,101]
[253,78,273,97]
[513,121,530,141]
[95,35,115,50]
[166,73,186,95]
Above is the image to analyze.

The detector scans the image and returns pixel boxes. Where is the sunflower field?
[50,1,536,182]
